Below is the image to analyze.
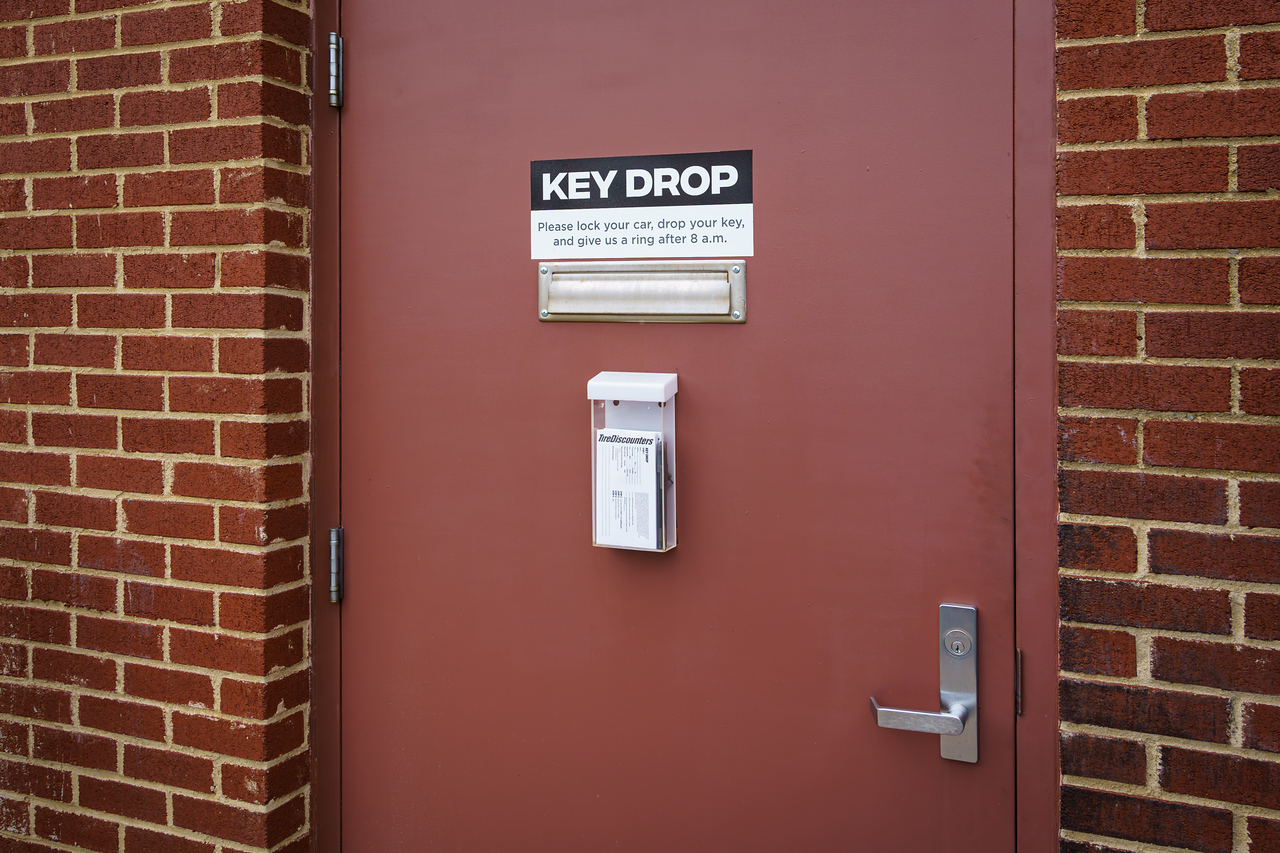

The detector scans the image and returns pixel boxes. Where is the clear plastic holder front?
[591,394,676,552]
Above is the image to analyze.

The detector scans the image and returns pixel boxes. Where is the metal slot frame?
[538,260,746,323]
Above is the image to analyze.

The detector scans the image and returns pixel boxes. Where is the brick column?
[0,1,312,851]
[1057,1,1280,850]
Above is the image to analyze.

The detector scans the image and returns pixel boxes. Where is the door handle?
[869,603,978,763]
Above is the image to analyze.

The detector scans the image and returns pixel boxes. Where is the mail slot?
[538,260,746,322]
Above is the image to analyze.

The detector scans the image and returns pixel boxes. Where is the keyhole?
[951,640,965,654]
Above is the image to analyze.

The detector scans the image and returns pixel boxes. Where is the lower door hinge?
[327,33,344,108]
[329,527,344,603]
[1014,648,1023,716]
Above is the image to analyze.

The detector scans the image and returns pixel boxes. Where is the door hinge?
[327,32,344,108]
[1014,648,1023,716]
[329,527,344,603]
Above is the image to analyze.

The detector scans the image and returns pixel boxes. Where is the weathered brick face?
[0,1,312,851]
[1058,1,1280,850]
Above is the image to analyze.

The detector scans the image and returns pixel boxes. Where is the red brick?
[1246,592,1280,641]
[1147,201,1280,249]
[1061,786,1231,853]
[32,491,115,532]
[1155,636,1280,693]
[124,662,213,708]
[218,79,308,125]
[1057,310,1135,356]
[220,668,308,719]
[124,581,214,627]
[0,449,69,486]
[1249,817,1280,851]
[78,374,164,410]
[1149,89,1280,140]
[31,94,113,132]
[78,133,166,171]
[1241,480,1280,528]
[1059,147,1227,196]
[1057,0,1135,37]
[1057,205,1135,249]
[220,584,307,633]
[0,756,70,802]
[0,603,67,645]
[173,710,304,761]
[1147,312,1280,358]
[124,743,213,793]
[77,293,165,328]
[221,249,309,290]
[35,807,118,853]
[171,206,304,248]
[33,175,116,210]
[0,797,26,834]
[1059,363,1229,412]
[80,775,166,825]
[219,337,309,375]
[0,371,70,405]
[1162,745,1280,811]
[78,615,163,660]
[1061,731,1144,784]
[77,456,164,495]
[1244,703,1280,753]
[1058,36,1224,92]
[1,293,71,327]
[1145,420,1280,474]
[173,461,302,502]
[77,51,161,91]
[33,335,116,368]
[169,123,300,166]
[173,293,304,330]
[0,25,23,59]
[121,336,213,372]
[0,682,71,723]
[221,419,308,459]
[0,334,26,368]
[223,751,308,804]
[79,694,164,741]
[171,543,303,588]
[76,210,165,247]
[0,216,73,249]
[78,535,165,576]
[0,644,25,678]
[1146,0,1280,30]
[0,487,26,522]
[124,499,215,540]
[124,253,216,289]
[122,417,215,455]
[220,0,310,46]
[0,528,70,566]
[1151,528,1280,582]
[169,39,301,85]
[0,59,70,98]
[122,4,211,45]
[0,409,26,443]
[1061,677,1230,741]
[1241,31,1280,80]
[33,726,115,772]
[1239,257,1280,304]
[0,102,21,135]
[0,177,21,211]
[219,502,308,546]
[32,254,116,290]
[77,0,157,9]
[175,792,305,848]
[170,376,302,415]
[33,16,115,55]
[1059,469,1226,524]
[1060,523,1138,572]
[0,561,24,598]
[1061,625,1137,676]
[0,255,28,288]
[125,826,216,853]
[220,168,308,209]
[170,627,303,676]
[123,167,215,206]
[1058,416,1137,464]
[32,647,115,690]
[120,88,211,128]
[1240,144,1280,192]
[1061,575,1230,633]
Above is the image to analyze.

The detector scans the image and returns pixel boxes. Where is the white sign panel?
[532,150,753,260]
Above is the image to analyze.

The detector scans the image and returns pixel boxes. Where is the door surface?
[337,0,1016,849]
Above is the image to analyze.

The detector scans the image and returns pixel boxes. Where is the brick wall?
[0,1,312,851]
[1057,1,1280,850]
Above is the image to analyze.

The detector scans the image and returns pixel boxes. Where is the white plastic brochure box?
[588,372,677,552]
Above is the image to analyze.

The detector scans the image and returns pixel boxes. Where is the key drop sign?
[531,150,753,259]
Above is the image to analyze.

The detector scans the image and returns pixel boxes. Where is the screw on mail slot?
[538,260,745,323]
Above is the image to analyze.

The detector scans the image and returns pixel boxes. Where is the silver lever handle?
[869,603,978,763]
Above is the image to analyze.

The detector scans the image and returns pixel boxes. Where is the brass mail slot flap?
[538,260,745,323]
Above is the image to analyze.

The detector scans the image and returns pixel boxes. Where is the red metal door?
[337,0,1017,849]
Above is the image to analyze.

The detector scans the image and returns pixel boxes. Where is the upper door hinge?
[327,33,344,108]
[329,527,344,603]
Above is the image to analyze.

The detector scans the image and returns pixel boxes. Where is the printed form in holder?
[594,428,663,550]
